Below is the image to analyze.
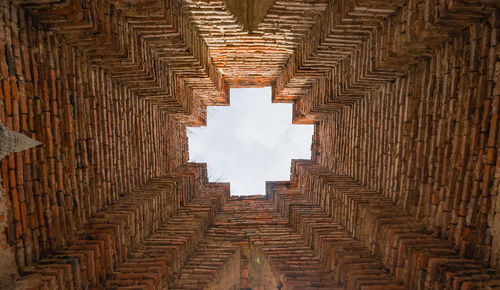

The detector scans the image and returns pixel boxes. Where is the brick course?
[0,0,499,289]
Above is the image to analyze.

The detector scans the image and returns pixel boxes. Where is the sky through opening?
[187,87,313,196]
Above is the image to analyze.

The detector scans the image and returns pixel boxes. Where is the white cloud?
[187,87,313,196]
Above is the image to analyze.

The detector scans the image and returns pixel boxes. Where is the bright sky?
[187,87,313,196]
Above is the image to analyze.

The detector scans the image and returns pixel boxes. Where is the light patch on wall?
[187,87,313,196]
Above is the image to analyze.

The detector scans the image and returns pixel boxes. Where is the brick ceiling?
[185,0,327,86]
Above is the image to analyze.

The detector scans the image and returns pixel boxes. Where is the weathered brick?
[1,0,499,289]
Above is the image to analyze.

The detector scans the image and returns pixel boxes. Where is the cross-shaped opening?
[187,87,313,196]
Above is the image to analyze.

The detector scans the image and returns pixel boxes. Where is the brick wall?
[0,178,18,287]
[289,160,499,288]
[315,14,500,270]
[0,0,499,289]
[0,1,190,283]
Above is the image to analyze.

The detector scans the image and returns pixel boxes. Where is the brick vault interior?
[0,0,499,289]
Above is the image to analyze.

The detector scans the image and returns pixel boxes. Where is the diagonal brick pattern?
[0,0,499,289]
[183,0,328,87]
[292,160,500,289]
[268,182,405,289]
[170,240,240,289]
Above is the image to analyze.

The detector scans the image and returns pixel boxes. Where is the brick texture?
[0,1,187,273]
[313,14,500,270]
[1,0,499,289]
[291,160,500,289]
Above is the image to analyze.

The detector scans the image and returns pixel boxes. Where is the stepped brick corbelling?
[0,0,499,289]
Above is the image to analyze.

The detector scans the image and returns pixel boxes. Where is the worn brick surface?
[17,0,229,123]
[275,1,495,109]
[15,164,229,289]
[203,196,342,289]
[105,172,229,289]
[313,13,500,271]
[22,177,177,289]
[171,241,240,290]
[268,182,406,289]
[1,0,499,289]
[0,1,189,276]
[292,160,500,289]
[184,0,328,87]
